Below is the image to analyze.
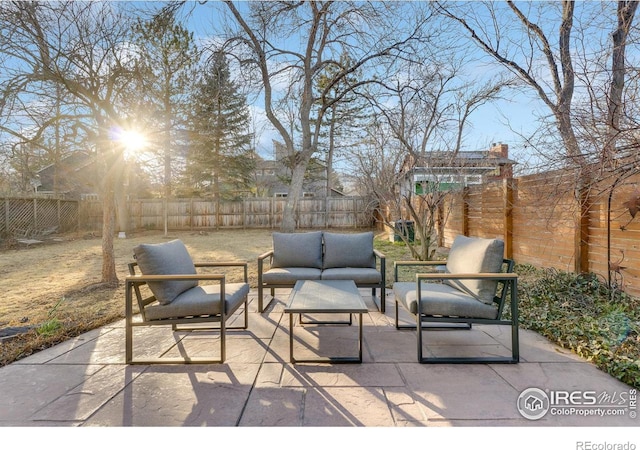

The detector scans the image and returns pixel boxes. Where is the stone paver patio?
[0,290,637,432]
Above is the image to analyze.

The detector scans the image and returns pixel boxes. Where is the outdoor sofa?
[257,231,386,313]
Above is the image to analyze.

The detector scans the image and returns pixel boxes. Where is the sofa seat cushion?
[133,239,198,305]
[145,282,250,321]
[321,267,382,284]
[262,267,322,284]
[271,231,323,269]
[393,281,498,320]
[444,235,505,305]
[323,231,376,269]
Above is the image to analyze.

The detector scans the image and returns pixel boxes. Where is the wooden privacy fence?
[0,197,78,238]
[440,171,640,298]
[79,196,376,232]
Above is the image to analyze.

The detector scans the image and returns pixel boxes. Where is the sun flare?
[118,129,148,156]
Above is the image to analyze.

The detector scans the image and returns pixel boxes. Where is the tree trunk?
[101,165,118,285]
[281,163,307,232]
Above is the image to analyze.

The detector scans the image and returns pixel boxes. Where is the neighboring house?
[36,151,100,199]
[254,140,337,198]
[399,142,517,195]
[36,151,149,200]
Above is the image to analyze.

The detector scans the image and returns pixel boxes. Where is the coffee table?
[284,280,368,363]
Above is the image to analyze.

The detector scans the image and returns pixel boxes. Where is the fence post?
[4,198,9,233]
[503,178,514,259]
[33,198,38,229]
[242,198,246,229]
[576,186,591,274]
[462,187,469,237]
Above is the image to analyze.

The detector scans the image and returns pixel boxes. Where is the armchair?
[125,239,249,364]
[393,235,519,364]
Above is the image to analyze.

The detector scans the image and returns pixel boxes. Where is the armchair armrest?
[126,273,227,286]
[416,272,518,281]
[393,260,447,281]
[374,249,386,282]
[257,250,274,278]
[194,261,248,282]
[373,249,386,260]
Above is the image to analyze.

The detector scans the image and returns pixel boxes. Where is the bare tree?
[222,1,435,231]
[0,1,146,284]
[437,1,583,164]
[358,47,509,259]
[437,1,638,274]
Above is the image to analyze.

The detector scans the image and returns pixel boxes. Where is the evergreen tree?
[133,11,197,197]
[186,51,254,199]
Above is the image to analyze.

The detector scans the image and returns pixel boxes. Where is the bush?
[517,265,640,388]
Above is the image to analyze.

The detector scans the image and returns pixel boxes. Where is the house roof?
[406,150,516,169]
[400,144,517,175]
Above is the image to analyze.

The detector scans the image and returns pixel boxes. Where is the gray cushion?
[262,267,322,284]
[133,240,197,305]
[145,282,250,321]
[323,232,376,269]
[321,267,381,284]
[444,235,505,305]
[271,231,323,269]
[393,281,498,319]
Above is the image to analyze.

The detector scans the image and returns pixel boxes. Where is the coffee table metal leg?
[358,312,363,361]
[289,312,294,363]
[288,311,363,364]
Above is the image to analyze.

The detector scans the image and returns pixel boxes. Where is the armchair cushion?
[144,282,250,321]
[271,231,323,269]
[393,281,499,319]
[323,231,376,269]
[133,239,197,305]
[444,235,505,305]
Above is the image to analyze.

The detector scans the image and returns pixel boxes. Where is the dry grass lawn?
[0,228,396,366]
[0,229,279,365]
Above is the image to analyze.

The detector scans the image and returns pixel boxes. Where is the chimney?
[489,142,508,158]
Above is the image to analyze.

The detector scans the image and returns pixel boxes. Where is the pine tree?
[133,11,197,198]
[186,51,254,200]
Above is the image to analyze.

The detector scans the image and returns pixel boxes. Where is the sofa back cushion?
[133,239,198,305]
[444,235,505,305]
[323,231,376,269]
[271,231,323,269]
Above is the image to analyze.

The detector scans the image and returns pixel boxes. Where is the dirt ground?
[0,229,277,364]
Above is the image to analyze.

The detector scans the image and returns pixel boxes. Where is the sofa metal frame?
[394,259,519,364]
[125,261,249,364]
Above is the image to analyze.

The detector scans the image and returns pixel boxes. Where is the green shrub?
[517,265,640,388]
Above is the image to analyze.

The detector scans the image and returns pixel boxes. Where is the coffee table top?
[285,280,368,314]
